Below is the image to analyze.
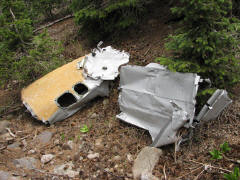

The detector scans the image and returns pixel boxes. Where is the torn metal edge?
[196,89,232,122]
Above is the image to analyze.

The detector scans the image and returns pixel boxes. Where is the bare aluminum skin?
[117,63,201,147]
[196,89,232,122]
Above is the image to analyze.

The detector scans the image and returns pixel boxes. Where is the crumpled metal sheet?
[78,46,129,80]
[117,63,201,147]
[196,89,232,122]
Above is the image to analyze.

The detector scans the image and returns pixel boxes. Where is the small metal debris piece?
[117,63,201,147]
[196,89,232,122]
[21,44,129,124]
[78,46,129,80]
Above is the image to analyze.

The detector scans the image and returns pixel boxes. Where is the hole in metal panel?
[74,83,88,96]
[57,93,77,107]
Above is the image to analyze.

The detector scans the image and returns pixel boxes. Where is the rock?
[132,146,162,180]
[127,154,133,162]
[141,170,159,180]
[62,141,74,150]
[0,120,10,135]
[13,157,37,169]
[90,113,97,119]
[41,154,54,164]
[0,171,10,180]
[95,138,103,149]
[103,99,109,106]
[67,140,74,149]
[22,139,27,147]
[0,171,20,180]
[87,153,99,159]
[36,131,53,144]
[54,139,60,145]
[7,142,21,150]
[113,155,121,161]
[28,149,36,154]
[53,162,78,178]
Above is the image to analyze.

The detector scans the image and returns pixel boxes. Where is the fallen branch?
[33,14,74,33]
[188,159,231,173]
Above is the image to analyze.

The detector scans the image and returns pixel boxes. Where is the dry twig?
[33,14,73,33]
[176,166,203,179]
[163,164,167,180]
[6,128,16,138]
[188,159,231,173]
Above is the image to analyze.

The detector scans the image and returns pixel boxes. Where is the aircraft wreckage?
[22,44,232,147]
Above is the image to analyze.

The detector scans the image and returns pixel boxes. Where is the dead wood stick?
[144,46,151,56]
[188,159,231,173]
[223,154,240,164]
[6,128,16,137]
[33,14,74,33]
[176,166,203,179]
[163,164,167,180]
[193,169,205,180]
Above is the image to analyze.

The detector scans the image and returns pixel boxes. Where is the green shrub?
[156,0,240,91]
[12,32,66,84]
[0,0,67,86]
[71,0,151,42]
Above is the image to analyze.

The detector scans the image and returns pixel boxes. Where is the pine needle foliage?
[71,0,151,42]
[0,0,66,86]
[156,0,240,90]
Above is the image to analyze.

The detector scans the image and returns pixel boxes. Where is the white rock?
[37,131,53,144]
[95,138,103,148]
[41,154,54,164]
[54,139,60,145]
[87,153,99,159]
[28,149,36,154]
[132,147,162,180]
[127,154,133,162]
[66,140,74,150]
[13,157,37,169]
[53,162,78,178]
[113,155,121,161]
[141,170,159,180]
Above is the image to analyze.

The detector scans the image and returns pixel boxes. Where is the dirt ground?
[0,2,239,180]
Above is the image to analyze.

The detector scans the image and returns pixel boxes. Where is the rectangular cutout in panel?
[74,83,88,96]
[57,92,77,107]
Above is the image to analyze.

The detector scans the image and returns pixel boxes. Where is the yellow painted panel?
[21,57,85,121]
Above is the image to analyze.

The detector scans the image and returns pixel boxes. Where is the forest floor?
[0,2,239,180]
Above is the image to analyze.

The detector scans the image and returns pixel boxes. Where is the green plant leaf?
[224,167,240,180]
[220,142,231,153]
[60,133,65,140]
[80,125,89,133]
[210,149,223,160]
